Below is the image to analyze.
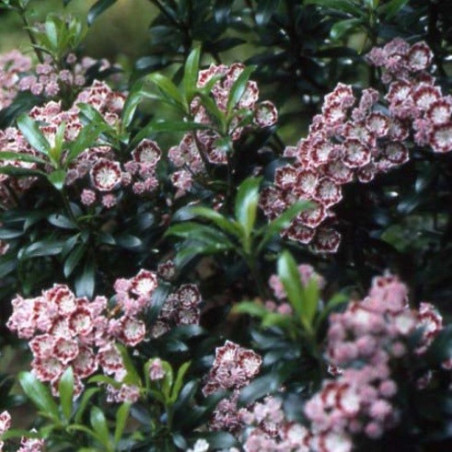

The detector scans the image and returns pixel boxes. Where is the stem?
[18,5,44,63]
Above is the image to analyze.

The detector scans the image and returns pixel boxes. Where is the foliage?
[0,0,450,451]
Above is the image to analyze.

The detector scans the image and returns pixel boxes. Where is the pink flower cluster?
[168,63,278,196]
[261,39,451,253]
[0,79,162,208]
[7,269,157,399]
[304,274,444,448]
[0,50,33,110]
[367,39,452,153]
[202,340,262,432]
[238,396,313,452]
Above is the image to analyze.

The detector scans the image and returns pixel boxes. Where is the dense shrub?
[0,0,450,451]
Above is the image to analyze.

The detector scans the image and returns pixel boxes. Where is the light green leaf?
[59,367,74,422]
[17,114,51,154]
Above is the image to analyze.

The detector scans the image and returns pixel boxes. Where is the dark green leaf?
[75,257,95,298]
[147,73,185,109]
[305,0,364,15]
[183,45,201,102]
[47,213,77,230]
[239,373,283,405]
[21,240,64,259]
[87,0,117,25]
[234,177,261,245]
[255,0,281,25]
[378,0,409,20]
[330,18,362,40]
[114,402,131,445]
[64,243,86,277]
[116,234,142,250]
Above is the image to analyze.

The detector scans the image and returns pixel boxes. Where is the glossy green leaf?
[74,387,100,424]
[306,0,364,15]
[47,169,66,191]
[255,0,281,25]
[64,243,86,277]
[166,222,234,248]
[66,122,109,164]
[147,73,185,109]
[87,0,117,25]
[170,361,191,403]
[259,201,311,251]
[59,367,74,422]
[0,151,47,165]
[19,372,59,421]
[183,45,201,103]
[232,301,268,318]
[90,406,111,448]
[187,206,243,237]
[227,66,255,116]
[74,257,95,298]
[330,18,362,40]
[378,0,409,20]
[21,240,64,259]
[17,114,51,155]
[114,402,131,445]
[234,177,261,247]
[277,251,307,327]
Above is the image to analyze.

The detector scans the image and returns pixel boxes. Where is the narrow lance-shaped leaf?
[226,66,255,117]
[114,402,131,446]
[234,177,262,249]
[17,114,51,155]
[59,367,74,422]
[183,45,201,104]
[277,251,309,330]
[147,73,185,110]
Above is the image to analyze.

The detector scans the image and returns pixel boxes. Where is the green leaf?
[131,120,208,147]
[303,278,320,326]
[378,0,409,20]
[19,372,59,422]
[87,0,117,25]
[47,169,66,190]
[330,18,362,40]
[64,243,86,277]
[166,222,234,248]
[147,73,185,109]
[117,345,141,387]
[232,301,268,318]
[90,406,111,448]
[227,66,255,117]
[258,201,311,251]
[45,16,59,50]
[277,251,308,328]
[239,372,283,405]
[21,240,64,259]
[74,388,100,424]
[305,0,364,15]
[17,114,51,154]
[0,165,46,178]
[0,151,47,165]
[183,45,201,103]
[47,213,77,230]
[116,233,142,250]
[74,257,95,298]
[0,228,24,239]
[66,122,109,164]
[59,367,74,422]
[234,177,262,248]
[170,361,191,403]
[255,0,281,25]
[114,402,131,445]
[186,206,243,237]
[121,81,144,128]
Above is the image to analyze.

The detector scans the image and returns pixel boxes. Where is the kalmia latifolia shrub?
[0,0,450,451]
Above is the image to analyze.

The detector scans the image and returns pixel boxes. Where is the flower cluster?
[238,396,312,452]
[367,38,452,153]
[202,340,262,432]
[0,50,33,110]
[261,39,451,253]
[0,78,162,208]
[304,274,444,448]
[168,63,278,196]
[7,269,156,399]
